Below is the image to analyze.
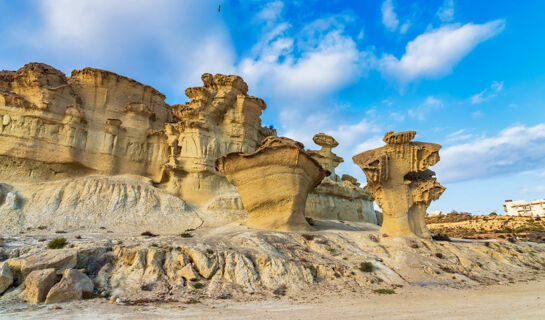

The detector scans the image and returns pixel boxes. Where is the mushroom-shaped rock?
[352,131,445,238]
[216,136,329,231]
[307,133,343,177]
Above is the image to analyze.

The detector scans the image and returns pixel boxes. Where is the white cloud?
[399,21,411,34]
[436,123,545,183]
[437,0,455,22]
[519,185,545,194]
[381,0,399,31]
[256,1,284,22]
[15,0,235,97]
[239,13,367,99]
[408,96,443,120]
[470,81,504,104]
[378,20,505,83]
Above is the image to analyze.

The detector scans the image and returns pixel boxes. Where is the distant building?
[428,210,442,217]
[503,199,545,217]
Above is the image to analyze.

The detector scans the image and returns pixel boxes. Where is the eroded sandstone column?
[352,131,445,238]
[216,136,329,231]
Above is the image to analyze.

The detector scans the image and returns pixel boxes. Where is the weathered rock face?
[306,133,376,223]
[216,137,329,231]
[353,131,445,238]
[0,63,276,232]
[161,73,275,207]
[0,63,172,180]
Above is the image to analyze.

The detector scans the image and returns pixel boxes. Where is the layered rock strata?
[0,63,276,232]
[215,136,329,231]
[353,131,445,238]
[306,133,375,223]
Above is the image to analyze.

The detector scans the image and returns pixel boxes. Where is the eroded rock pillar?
[352,131,445,238]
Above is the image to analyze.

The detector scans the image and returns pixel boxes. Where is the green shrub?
[432,234,451,242]
[180,233,193,238]
[302,234,315,241]
[192,282,203,289]
[47,237,67,249]
[358,262,374,272]
[374,288,395,294]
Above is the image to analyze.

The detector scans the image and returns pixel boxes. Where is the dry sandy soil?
[1,279,544,320]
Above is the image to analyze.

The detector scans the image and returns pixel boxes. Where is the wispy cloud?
[519,185,545,194]
[408,96,443,120]
[381,0,410,34]
[378,20,505,83]
[436,123,545,183]
[437,0,455,22]
[446,129,473,142]
[470,81,504,104]
[381,0,399,31]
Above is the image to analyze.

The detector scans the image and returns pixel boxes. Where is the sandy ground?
[1,280,544,320]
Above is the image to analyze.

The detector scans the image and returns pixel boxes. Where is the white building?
[503,199,545,217]
[428,210,442,217]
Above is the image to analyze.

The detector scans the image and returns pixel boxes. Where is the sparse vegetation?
[141,231,158,237]
[206,249,214,254]
[47,237,67,249]
[327,247,335,253]
[180,232,193,238]
[374,288,396,294]
[358,262,374,272]
[55,230,67,234]
[151,243,158,247]
[302,234,315,241]
[192,282,203,289]
[432,234,451,242]
[435,252,443,259]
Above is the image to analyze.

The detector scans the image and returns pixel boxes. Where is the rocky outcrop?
[23,268,57,304]
[216,137,329,231]
[353,131,445,238]
[45,269,93,304]
[306,133,375,223]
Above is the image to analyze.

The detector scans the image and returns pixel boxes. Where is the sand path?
[2,280,544,320]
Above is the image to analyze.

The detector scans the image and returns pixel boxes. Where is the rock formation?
[352,131,445,238]
[0,62,379,233]
[216,136,329,231]
[0,63,276,232]
[306,133,375,223]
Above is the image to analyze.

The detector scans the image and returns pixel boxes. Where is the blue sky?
[1,0,545,214]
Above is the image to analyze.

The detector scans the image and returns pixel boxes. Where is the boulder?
[0,261,13,294]
[21,249,77,277]
[23,268,57,304]
[216,136,328,231]
[177,264,198,281]
[45,269,93,304]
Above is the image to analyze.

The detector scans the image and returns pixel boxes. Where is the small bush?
[206,249,214,254]
[192,282,203,289]
[489,212,497,216]
[302,234,315,241]
[37,225,47,230]
[180,233,193,238]
[359,262,374,272]
[55,230,67,234]
[47,237,67,249]
[435,252,443,259]
[151,243,158,247]
[432,234,451,242]
[374,288,395,294]
[327,247,335,252]
[141,231,157,237]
